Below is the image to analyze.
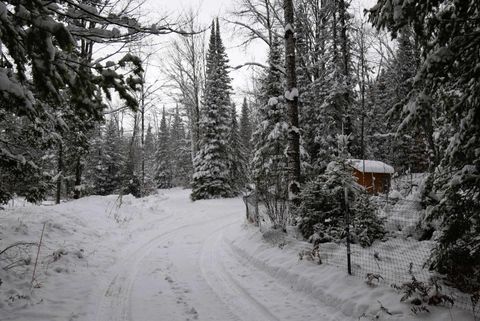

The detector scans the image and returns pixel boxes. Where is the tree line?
[0,0,478,296]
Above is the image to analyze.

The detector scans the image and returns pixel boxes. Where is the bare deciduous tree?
[164,10,206,162]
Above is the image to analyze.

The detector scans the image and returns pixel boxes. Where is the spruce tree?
[369,0,480,292]
[143,124,157,193]
[170,105,192,187]
[154,107,172,188]
[228,104,247,192]
[239,97,253,156]
[295,0,358,172]
[0,1,144,203]
[191,20,235,200]
[392,28,429,173]
[251,36,290,229]
[92,118,124,195]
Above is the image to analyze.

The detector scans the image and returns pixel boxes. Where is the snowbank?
[223,224,472,321]
[0,192,168,321]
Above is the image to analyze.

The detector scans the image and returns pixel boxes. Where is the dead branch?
[31,223,46,286]
[0,242,37,257]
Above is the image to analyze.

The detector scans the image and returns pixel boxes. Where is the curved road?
[93,190,351,321]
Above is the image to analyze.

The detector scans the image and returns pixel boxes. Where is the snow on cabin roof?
[347,159,394,174]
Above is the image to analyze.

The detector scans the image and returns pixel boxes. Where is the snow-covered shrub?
[422,174,480,293]
[296,160,385,247]
[123,175,141,198]
[352,194,386,247]
[428,212,480,293]
[392,265,454,314]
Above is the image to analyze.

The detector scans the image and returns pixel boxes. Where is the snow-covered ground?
[0,189,473,321]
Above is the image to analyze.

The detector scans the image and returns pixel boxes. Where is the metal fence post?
[344,186,352,275]
[255,185,260,228]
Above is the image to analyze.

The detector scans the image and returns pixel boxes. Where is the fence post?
[255,185,260,228]
[344,186,352,275]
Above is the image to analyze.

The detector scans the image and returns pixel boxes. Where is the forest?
[0,0,479,316]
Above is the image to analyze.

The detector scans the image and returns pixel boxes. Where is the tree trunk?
[140,82,145,197]
[359,23,367,186]
[265,0,273,47]
[339,0,349,78]
[56,143,63,204]
[73,157,82,199]
[284,0,302,207]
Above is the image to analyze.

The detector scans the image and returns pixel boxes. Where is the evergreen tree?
[375,27,429,174]
[369,0,480,292]
[155,107,172,188]
[0,1,143,203]
[296,157,385,247]
[92,119,124,195]
[251,36,290,229]
[364,69,396,164]
[170,105,192,187]
[228,104,247,191]
[143,123,157,193]
[191,20,235,200]
[239,97,253,156]
[121,114,142,197]
[0,110,53,203]
[296,0,358,173]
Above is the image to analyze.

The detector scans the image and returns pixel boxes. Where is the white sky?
[122,0,378,126]
[141,0,268,112]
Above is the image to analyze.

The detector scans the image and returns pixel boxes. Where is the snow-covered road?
[93,189,347,321]
[2,189,470,321]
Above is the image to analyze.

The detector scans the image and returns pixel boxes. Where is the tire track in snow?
[223,234,356,321]
[200,231,280,321]
[94,214,238,321]
[202,229,355,321]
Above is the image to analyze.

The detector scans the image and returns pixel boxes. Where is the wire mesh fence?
[243,192,480,318]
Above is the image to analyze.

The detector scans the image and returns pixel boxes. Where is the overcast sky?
[141,0,268,111]
[136,0,377,118]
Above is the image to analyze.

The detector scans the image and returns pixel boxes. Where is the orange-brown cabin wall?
[352,169,391,194]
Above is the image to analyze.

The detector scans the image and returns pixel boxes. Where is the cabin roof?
[347,159,394,174]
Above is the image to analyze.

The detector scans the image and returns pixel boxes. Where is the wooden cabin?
[348,159,394,195]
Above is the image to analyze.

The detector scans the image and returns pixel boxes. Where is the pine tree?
[143,123,157,193]
[251,36,290,229]
[330,0,358,158]
[92,118,124,195]
[392,28,429,173]
[364,69,396,164]
[170,105,192,187]
[369,0,480,292]
[228,104,247,191]
[121,114,142,198]
[0,1,144,203]
[191,20,235,200]
[296,157,385,247]
[155,107,172,188]
[295,0,358,173]
[239,97,253,156]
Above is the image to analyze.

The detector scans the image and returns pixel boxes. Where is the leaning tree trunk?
[284,0,302,209]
